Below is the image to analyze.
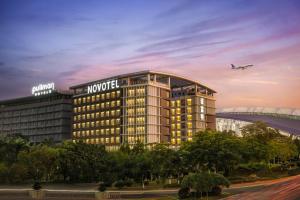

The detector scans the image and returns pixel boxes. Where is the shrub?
[144,180,150,186]
[181,172,230,197]
[98,182,106,192]
[124,179,134,187]
[163,182,180,188]
[210,186,222,196]
[0,163,8,183]
[178,187,190,199]
[288,168,300,176]
[32,181,42,190]
[114,180,125,189]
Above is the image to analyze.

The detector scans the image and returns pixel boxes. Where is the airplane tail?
[231,64,235,69]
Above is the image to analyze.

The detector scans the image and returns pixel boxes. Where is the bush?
[114,180,125,189]
[288,168,300,176]
[124,179,134,187]
[32,181,42,190]
[144,180,149,186]
[0,163,8,183]
[178,187,190,199]
[209,186,222,196]
[163,182,180,188]
[98,182,106,192]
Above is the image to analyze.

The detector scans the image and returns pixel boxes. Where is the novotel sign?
[32,82,55,96]
[87,79,120,94]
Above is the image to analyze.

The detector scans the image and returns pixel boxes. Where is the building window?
[186,98,192,106]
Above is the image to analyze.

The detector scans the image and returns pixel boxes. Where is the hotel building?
[70,71,216,148]
[0,90,72,143]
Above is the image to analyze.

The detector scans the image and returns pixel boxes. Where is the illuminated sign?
[32,83,55,96]
[87,79,120,94]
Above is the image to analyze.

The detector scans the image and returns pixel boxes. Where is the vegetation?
[0,122,299,198]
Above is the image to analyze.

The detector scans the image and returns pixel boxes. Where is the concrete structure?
[216,107,300,137]
[0,91,73,143]
[70,70,216,148]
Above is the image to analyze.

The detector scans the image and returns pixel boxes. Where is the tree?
[181,172,230,199]
[181,130,242,176]
[18,145,58,182]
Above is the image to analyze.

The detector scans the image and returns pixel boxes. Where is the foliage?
[178,187,190,199]
[181,172,230,198]
[98,182,106,192]
[0,121,299,188]
[114,180,125,189]
[32,181,42,190]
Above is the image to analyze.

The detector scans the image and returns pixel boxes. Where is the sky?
[0,0,300,108]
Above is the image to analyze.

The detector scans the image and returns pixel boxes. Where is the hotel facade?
[70,71,216,148]
[0,89,72,143]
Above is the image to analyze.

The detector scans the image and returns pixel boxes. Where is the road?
[223,175,300,200]
[1,175,300,199]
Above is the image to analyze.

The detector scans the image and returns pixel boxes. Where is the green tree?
[182,130,242,176]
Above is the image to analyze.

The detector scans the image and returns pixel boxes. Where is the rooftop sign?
[32,83,55,96]
[87,79,120,94]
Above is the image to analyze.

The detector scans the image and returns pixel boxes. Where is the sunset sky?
[0,0,299,108]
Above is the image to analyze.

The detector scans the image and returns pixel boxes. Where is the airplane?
[231,64,254,70]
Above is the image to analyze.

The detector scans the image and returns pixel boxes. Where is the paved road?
[223,175,300,200]
[1,175,300,199]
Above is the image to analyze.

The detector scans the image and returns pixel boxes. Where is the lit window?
[92,96,95,102]
[171,109,175,115]
[176,100,180,107]
[171,138,176,144]
[74,99,78,105]
[187,107,192,114]
[73,107,77,113]
[83,97,86,103]
[186,98,192,106]
[200,98,204,105]
[200,114,205,120]
[111,91,115,98]
[87,96,90,103]
[171,101,175,107]
[106,93,110,99]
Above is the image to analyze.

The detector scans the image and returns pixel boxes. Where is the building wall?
[170,95,215,145]
[0,93,72,143]
[70,71,216,147]
[72,90,122,149]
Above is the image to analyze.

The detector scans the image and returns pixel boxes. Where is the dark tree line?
[1,121,300,189]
